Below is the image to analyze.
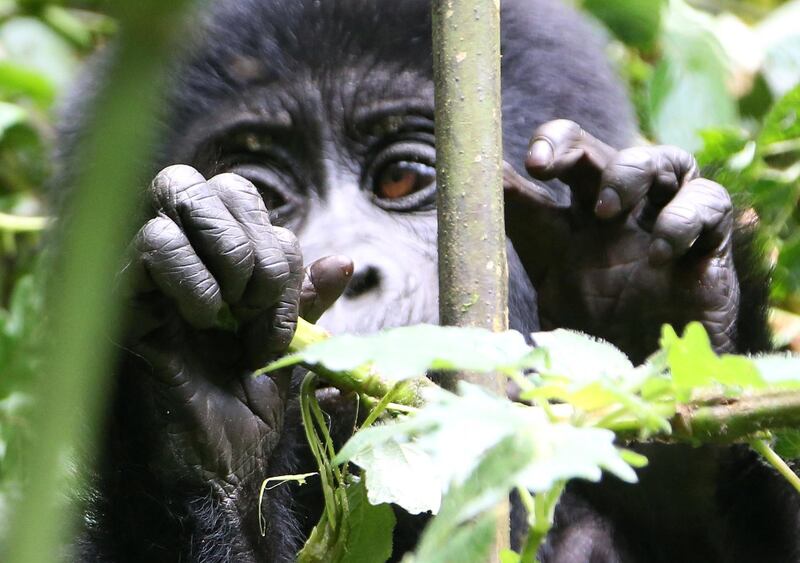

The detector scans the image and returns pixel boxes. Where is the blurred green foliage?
[0,0,113,541]
[0,0,795,549]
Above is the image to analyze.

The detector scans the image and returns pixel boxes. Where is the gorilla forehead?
[165,0,634,167]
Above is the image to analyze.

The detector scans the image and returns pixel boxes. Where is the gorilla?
[61,0,799,561]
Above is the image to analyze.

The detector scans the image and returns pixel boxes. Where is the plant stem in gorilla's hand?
[268,317,435,407]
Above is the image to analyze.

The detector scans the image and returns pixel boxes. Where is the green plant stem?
[750,438,800,494]
[280,318,436,407]
[670,391,800,443]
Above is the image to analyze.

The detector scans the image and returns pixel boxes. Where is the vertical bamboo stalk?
[432,0,510,557]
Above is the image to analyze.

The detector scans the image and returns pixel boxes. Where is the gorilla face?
[176,68,440,335]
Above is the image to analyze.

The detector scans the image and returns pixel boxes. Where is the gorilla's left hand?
[504,119,738,358]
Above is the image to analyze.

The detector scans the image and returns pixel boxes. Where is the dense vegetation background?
[0,0,797,546]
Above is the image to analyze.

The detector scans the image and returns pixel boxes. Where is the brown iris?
[375,161,435,200]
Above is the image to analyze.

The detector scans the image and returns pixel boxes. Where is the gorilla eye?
[375,161,435,200]
[366,141,437,211]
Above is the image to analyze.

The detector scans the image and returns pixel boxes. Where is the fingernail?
[527,139,554,167]
[649,238,673,266]
[594,187,621,219]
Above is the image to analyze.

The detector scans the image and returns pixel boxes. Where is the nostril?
[343,265,381,298]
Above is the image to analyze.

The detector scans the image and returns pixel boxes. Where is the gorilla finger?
[207,173,291,310]
[647,146,699,204]
[149,165,207,223]
[242,227,303,367]
[135,216,223,329]
[525,119,616,183]
[299,255,354,323]
[156,170,255,304]
[595,147,657,220]
[649,179,733,266]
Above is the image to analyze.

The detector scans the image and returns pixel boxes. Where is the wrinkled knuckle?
[660,205,700,231]
[137,217,176,251]
[272,226,302,263]
[151,165,206,209]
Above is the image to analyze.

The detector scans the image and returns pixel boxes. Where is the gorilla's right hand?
[119,164,351,500]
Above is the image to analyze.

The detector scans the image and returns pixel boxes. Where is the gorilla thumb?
[299,255,354,323]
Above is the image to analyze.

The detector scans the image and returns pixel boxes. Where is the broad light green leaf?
[272,324,535,380]
[0,17,79,91]
[350,433,443,515]
[341,479,395,563]
[530,329,633,384]
[756,0,800,97]
[409,435,534,563]
[0,61,56,106]
[661,323,765,399]
[649,0,737,151]
[338,384,637,518]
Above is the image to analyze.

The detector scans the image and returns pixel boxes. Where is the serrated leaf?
[272,324,534,380]
[353,436,443,515]
[661,323,765,399]
[531,329,633,384]
[341,479,395,563]
[338,383,637,521]
[410,434,534,563]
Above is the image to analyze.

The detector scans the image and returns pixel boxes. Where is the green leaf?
[343,425,444,515]
[757,84,800,169]
[338,384,637,520]
[271,324,534,380]
[756,1,800,97]
[499,550,522,563]
[410,434,534,563]
[0,17,80,92]
[661,323,765,399]
[530,329,634,384]
[774,430,800,460]
[582,0,662,50]
[341,479,395,563]
[404,512,495,563]
[0,102,28,141]
[649,0,737,151]
[0,61,57,107]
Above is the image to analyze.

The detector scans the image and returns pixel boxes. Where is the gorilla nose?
[343,265,381,298]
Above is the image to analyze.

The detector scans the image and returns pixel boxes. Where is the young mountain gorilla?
[68,0,800,561]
